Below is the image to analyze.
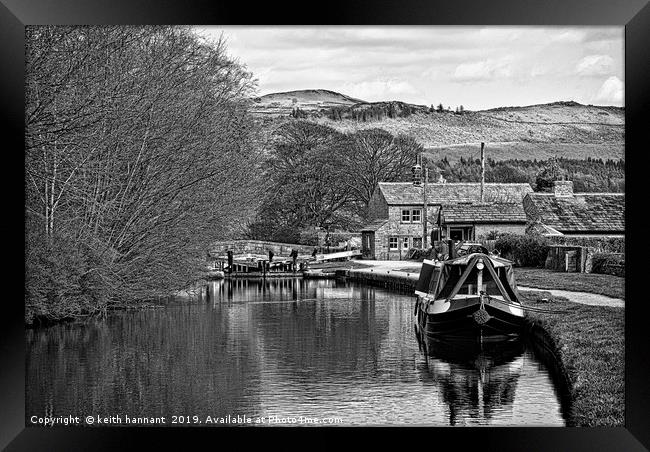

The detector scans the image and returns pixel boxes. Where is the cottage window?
[389,237,398,250]
[413,237,422,249]
[401,210,411,222]
[402,237,410,249]
[411,209,421,223]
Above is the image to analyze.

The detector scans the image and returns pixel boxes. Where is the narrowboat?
[414,252,524,340]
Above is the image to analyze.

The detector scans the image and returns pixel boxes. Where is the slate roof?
[523,192,625,233]
[526,222,563,236]
[441,203,528,224]
[361,219,388,232]
[376,182,533,205]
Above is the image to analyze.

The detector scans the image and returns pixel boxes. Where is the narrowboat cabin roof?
[416,253,521,303]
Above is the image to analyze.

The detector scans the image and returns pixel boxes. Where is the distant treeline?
[427,156,624,192]
[324,102,423,121]
[319,101,468,122]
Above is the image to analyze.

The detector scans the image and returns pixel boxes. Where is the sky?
[195,26,624,111]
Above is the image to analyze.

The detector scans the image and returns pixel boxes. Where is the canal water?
[26,278,566,426]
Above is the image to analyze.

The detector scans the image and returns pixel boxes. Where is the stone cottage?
[361,182,533,260]
[523,180,625,237]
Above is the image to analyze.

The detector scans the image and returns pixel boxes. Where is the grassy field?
[515,267,625,299]
[313,104,624,151]
[521,291,624,427]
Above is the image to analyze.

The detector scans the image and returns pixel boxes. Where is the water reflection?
[415,333,566,426]
[26,278,566,426]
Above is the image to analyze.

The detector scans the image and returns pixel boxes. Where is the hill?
[250,89,365,116]
[250,90,625,162]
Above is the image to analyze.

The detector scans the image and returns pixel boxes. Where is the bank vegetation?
[25,26,261,324]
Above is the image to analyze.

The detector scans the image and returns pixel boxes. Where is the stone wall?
[372,205,438,260]
[553,180,574,197]
[210,240,314,257]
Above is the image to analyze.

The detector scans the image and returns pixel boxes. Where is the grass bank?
[515,267,625,299]
[521,291,624,427]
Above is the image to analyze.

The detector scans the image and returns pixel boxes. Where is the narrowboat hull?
[415,298,525,340]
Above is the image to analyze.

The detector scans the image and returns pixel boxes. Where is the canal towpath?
[353,260,625,309]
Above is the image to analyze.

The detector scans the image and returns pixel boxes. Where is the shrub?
[482,230,501,240]
[25,232,108,325]
[495,233,550,267]
[591,252,625,277]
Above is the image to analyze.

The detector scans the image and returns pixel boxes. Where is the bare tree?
[346,129,423,208]
[25,26,262,322]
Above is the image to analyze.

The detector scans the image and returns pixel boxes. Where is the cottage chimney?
[553,180,574,197]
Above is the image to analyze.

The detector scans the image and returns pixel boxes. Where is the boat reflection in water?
[414,325,565,426]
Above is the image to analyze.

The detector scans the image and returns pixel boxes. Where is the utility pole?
[423,163,428,249]
[412,154,428,250]
[480,142,485,203]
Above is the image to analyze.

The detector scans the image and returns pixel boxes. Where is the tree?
[487,164,531,183]
[25,26,261,322]
[535,157,566,191]
[250,121,358,238]
[346,129,423,209]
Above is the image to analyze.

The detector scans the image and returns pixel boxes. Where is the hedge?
[494,233,550,267]
[591,252,625,277]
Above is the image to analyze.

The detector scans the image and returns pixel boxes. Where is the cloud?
[576,55,614,76]
[342,79,419,102]
[454,58,514,82]
[194,26,624,109]
[549,30,587,43]
[595,76,624,105]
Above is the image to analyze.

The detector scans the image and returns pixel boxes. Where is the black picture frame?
[2,1,649,450]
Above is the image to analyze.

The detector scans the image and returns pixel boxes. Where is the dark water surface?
[26,278,566,426]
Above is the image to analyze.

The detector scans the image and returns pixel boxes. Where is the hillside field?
[250,90,625,162]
